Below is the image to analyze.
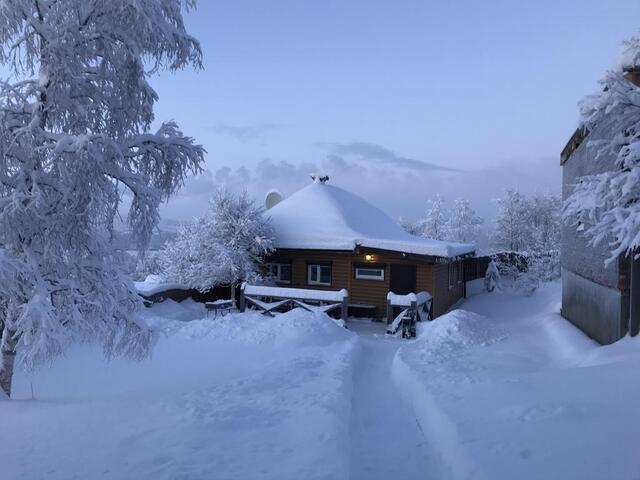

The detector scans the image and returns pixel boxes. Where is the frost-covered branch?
[563,35,640,264]
[0,0,204,396]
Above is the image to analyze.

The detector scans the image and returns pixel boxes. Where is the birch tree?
[419,195,449,241]
[447,198,484,243]
[0,0,204,397]
[493,189,530,252]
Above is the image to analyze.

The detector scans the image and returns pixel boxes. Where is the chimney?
[310,174,329,184]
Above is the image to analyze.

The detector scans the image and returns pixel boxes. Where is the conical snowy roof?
[266,181,474,258]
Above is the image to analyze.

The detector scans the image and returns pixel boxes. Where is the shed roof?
[266,181,475,258]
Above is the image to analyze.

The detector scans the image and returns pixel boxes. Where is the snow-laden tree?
[447,198,484,243]
[398,217,423,236]
[161,189,275,294]
[0,1,204,397]
[418,195,449,241]
[493,189,531,252]
[530,194,561,253]
[563,35,640,264]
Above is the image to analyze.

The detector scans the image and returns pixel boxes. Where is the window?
[268,262,291,284]
[308,264,331,286]
[355,266,385,281]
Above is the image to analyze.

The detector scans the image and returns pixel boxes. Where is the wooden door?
[390,264,417,295]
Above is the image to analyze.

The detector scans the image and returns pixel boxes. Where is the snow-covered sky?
[151,0,640,222]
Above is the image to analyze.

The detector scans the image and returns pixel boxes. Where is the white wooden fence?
[239,283,349,320]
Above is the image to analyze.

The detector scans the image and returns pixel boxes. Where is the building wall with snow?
[267,248,465,319]
[561,116,630,344]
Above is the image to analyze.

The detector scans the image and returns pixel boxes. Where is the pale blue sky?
[151,0,640,220]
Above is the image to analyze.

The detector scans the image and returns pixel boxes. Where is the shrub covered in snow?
[491,190,561,293]
[484,260,501,292]
[160,189,275,293]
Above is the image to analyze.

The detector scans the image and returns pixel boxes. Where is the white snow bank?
[134,274,188,297]
[0,308,357,480]
[143,298,206,323]
[267,182,474,258]
[393,283,640,480]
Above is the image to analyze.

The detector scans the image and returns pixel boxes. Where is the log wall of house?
[269,248,466,320]
[431,261,465,317]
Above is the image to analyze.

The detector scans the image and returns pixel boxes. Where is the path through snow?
[348,320,436,480]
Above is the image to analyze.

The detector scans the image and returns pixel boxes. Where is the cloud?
[159,143,560,228]
[321,141,460,172]
[213,122,283,142]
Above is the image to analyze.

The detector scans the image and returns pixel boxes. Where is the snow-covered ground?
[394,282,640,480]
[3,284,640,479]
[0,306,357,480]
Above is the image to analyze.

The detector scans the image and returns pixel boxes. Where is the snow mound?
[2,307,358,480]
[393,285,640,480]
[416,309,501,348]
[143,298,206,324]
[134,274,187,297]
[267,181,474,257]
[153,307,352,349]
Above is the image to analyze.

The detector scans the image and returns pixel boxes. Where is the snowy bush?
[161,189,275,293]
[563,35,640,264]
[0,0,204,396]
[491,190,561,293]
[133,251,163,282]
[484,260,501,292]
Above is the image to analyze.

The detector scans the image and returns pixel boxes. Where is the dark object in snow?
[205,300,234,318]
[386,292,431,338]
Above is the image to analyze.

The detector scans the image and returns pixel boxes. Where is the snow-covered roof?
[266,182,475,258]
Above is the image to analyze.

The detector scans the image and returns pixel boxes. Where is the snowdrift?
[393,284,640,480]
[1,306,357,480]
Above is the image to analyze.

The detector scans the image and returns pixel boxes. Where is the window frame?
[267,262,291,284]
[354,264,385,281]
[307,263,332,286]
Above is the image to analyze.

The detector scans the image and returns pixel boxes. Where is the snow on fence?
[239,283,349,319]
[386,291,432,338]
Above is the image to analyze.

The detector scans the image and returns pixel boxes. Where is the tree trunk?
[0,327,17,398]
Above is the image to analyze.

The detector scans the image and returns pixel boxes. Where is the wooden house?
[264,178,475,320]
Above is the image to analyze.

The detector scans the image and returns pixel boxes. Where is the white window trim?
[355,266,385,281]
[308,264,331,286]
[268,262,291,284]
